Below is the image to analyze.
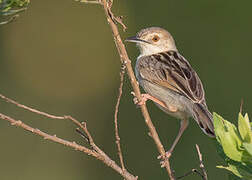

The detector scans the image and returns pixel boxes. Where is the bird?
[126,27,215,158]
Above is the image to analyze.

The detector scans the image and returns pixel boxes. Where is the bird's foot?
[158,150,172,168]
[131,92,150,106]
[131,92,167,109]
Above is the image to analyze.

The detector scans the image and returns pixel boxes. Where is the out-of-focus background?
[0,0,252,179]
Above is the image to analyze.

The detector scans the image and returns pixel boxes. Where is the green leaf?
[214,112,252,179]
[238,113,252,143]
[217,165,242,178]
[217,164,252,180]
[213,113,243,162]
[243,143,252,156]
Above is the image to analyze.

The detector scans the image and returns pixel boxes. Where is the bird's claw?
[158,151,172,168]
[131,92,147,106]
[158,151,172,159]
[133,97,139,105]
[134,97,146,106]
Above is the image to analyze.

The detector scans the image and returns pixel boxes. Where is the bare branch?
[100,0,175,179]
[196,144,208,180]
[114,65,126,173]
[0,94,137,180]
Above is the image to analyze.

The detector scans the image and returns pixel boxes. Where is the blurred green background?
[1,0,252,179]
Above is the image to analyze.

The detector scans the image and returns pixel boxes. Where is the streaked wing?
[137,51,205,104]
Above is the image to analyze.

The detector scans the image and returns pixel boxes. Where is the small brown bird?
[126,27,215,158]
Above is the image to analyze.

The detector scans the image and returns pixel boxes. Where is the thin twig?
[176,145,208,179]
[76,128,90,144]
[100,0,175,179]
[0,14,19,25]
[114,65,126,173]
[0,93,89,141]
[0,93,69,120]
[76,0,102,4]
[107,0,127,31]
[0,93,90,136]
[196,144,208,180]
[177,169,203,179]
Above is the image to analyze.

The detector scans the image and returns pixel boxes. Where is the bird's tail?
[192,103,215,137]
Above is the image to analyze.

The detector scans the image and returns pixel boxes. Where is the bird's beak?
[125,36,150,44]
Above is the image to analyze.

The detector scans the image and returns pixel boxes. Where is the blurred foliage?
[214,112,252,179]
[0,0,29,25]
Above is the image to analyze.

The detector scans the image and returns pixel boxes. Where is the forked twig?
[107,0,127,31]
[176,145,208,180]
[196,144,208,180]
[0,93,137,180]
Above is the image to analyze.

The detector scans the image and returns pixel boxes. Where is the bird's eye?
[152,35,160,42]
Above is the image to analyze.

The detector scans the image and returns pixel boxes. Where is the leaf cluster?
[213,112,252,179]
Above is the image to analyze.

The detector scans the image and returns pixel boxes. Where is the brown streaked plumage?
[126,27,214,158]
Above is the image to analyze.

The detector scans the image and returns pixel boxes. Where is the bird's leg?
[166,119,189,157]
[133,93,167,108]
[159,118,189,162]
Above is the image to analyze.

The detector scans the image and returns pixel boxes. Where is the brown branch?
[0,94,137,180]
[114,65,126,173]
[99,0,175,179]
[0,93,68,120]
[196,144,208,180]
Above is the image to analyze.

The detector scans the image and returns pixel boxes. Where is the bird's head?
[126,27,177,56]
